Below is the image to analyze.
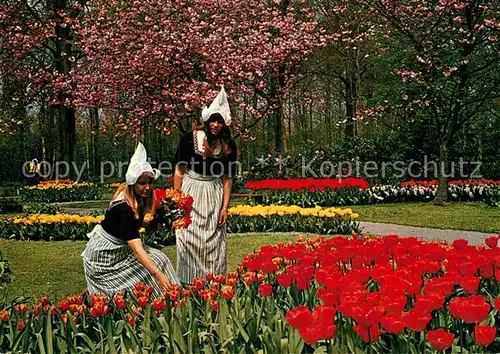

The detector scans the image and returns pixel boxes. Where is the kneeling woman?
[82,143,179,298]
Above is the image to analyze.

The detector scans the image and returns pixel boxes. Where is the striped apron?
[81,224,179,298]
[175,169,227,284]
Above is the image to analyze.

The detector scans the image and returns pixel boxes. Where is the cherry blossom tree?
[366,0,500,203]
[0,0,86,166]
[73,0,325,151]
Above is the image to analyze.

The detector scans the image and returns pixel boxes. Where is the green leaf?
[172,312,187,353]
[35,332,47,354]
[346,334,356,354]
[10,326,28,353]
[217,300,233,344]
[230,310,250,343]
[45,313,53,354]
[54,332,77,354]
[158,316,170,333]
[74,333,97,352]
[106,317,117,354]
[313,346,328,354]
[114,319,124,336]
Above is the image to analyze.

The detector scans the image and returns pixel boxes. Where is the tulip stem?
[254,297,266,339]
[368,330,372,354]
[460,322,464,354]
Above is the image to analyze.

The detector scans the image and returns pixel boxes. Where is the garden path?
[359,221,494,245]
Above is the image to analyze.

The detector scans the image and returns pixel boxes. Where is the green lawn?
[0,232,313,301]
[350,202,500,233]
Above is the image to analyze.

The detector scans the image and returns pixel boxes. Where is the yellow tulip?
[228,204,358,218]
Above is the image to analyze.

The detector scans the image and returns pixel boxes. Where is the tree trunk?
[269,74,284,155]
[39,104,56,177]
[89,107,99,178]
[434,36,472,204]
[345,71,357,137]
[57,106,76,167]
[434,142,449,205]
[52,0,77,169]
[309,102,313,138]
[274,102,283,155]
[325,87,332,143]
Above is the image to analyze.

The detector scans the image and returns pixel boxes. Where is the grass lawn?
[350,202,500,233]
[0,232,313,302]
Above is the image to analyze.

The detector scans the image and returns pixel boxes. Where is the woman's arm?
[173,165,186,190]
[127,239,174,292]
[218,175,232,226]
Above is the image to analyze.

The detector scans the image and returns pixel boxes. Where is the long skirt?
[176,169,227,284]
[81,224,179,298]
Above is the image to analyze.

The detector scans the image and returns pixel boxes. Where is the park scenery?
[1,0,500,353]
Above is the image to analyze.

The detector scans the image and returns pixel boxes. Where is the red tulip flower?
[258,283,273,297]
[0,310,8,322]
[426,328,454,351]
[403,308,432,332]
[380,312,405,335]
[286,306,315,330]
[353,324,382,343]
[459,276,480,294]
[472,325,496,347]
[277,273,292,288]
[485,236,498,249]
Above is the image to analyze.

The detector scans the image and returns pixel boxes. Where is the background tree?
[366,0,500,203]
[74,0,324,150]
[0,0,86,168]
[0,0,498,186]
[311,0,378,138]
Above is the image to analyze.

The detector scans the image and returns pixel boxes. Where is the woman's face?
[134,175,154,198]
[208,117,224,136]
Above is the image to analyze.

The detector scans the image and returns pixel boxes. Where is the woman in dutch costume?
[82,143,179,298]
[173,86,238,284]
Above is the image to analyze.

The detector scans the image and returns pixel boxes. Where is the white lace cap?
[125,142,161,185]
[201,86,231,126]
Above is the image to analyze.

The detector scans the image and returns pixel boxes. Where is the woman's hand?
[155,272,175,293]
[127,239,175,293]
[218,208,228,227]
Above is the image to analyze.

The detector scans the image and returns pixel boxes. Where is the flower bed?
[2,234,500,352]
[0,206,360,243]
[0,214,104,241]
[245,178,500,207]
[22,181,104,203]
[228,205,360,235]
[245,178,369,191]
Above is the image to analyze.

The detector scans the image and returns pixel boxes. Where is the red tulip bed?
[2,234,500,353]
[244,178,500,207]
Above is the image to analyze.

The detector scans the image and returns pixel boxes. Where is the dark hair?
[203,113,233,157]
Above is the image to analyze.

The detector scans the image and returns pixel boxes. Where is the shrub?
[23,203,63,215]
[483,188,500,207]
[0,199,23,214]
[22,182,104,203]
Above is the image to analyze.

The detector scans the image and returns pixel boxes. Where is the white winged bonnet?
[201,86,231,126]
[125,142,160,185]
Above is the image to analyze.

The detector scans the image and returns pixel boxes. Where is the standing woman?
[173,86,238,284]
[82,143,179,298]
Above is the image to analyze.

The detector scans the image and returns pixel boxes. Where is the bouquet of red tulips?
[153,188,193,230]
